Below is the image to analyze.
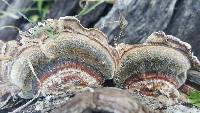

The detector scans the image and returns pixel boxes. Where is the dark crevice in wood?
[82,108,113,113]
[164,0,182,33]
[185,80,200,91]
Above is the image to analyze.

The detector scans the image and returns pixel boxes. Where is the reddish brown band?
[125,72,179,88]
[37,62,103,90]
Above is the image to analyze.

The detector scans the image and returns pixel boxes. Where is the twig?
[10,90,41,113]
[0,95,12,108]
[80,0,115,4]
[0,26,20,32]
[77,0,104,17]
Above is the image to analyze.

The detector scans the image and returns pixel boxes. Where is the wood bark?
[49,88,150,113]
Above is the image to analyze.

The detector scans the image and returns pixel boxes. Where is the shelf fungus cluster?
[0,16,200,112]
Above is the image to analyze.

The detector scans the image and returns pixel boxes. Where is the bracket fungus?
[1,17,117,98]
[0,16,200,112]
[114,31,195,105]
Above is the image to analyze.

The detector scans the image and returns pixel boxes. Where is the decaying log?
[49,88,151,113]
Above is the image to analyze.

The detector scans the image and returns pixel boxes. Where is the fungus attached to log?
[114,31,192,105]
[1,15,200,112]
[7,17,117,98]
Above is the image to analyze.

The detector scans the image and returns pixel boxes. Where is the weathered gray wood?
[78,2,109,27]
[47,0,79,19]
[95,0,177,45]
[49,88,150,113]
[187,70,200,89]
[164,0,200,59]
[0,0,9,10]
